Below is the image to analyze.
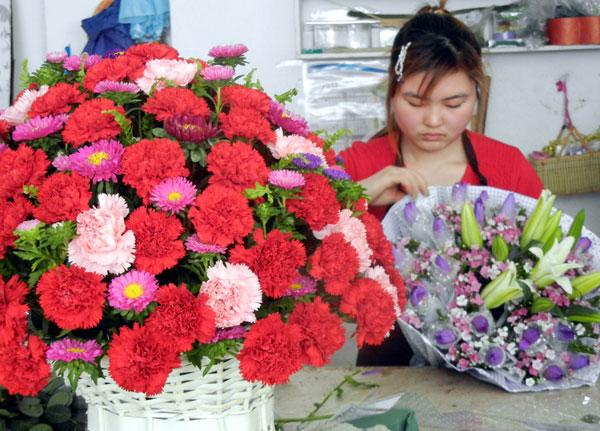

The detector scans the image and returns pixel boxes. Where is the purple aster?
[149,176,197,214]
[63,54,102,71]
[323,167,351,181]
[94,80,140,94]
[185,234,227,254]
[267,101,310,136]
[69,139,124,183]
[46,51,68,63]
[335,155,345,164]
[103,48,125,59]
[165,114,220,143]
[52,154,72,171]
[292,153,322,169]
[285,275,318,299]
[46,339,103,363]
[200,65,235,81]
[108,270,159,313]
[211,325,247,342]
[208,43,248,58]
[268,169,306,189]
[12,114,68,141]
[15,219,41,232]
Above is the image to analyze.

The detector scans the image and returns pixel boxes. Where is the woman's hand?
[358,166,428,206]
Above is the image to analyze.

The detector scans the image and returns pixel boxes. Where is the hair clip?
[394,42,411,82]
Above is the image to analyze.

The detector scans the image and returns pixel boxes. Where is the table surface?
[274,366,600,430]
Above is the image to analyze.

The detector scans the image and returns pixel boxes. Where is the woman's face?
[392,70,477,153]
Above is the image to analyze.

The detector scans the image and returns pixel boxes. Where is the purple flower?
[52,154,72,171]
[486,346,504,366]
[285,275,318,299]
[46,339,103,363]
[69,139,124,183]
[451,182,467,205]
[211,325,247,342]
[292,153,322,169]
[471,315,489,334]
[150,176,198,214]
[208,44,248,58]
[201,65,235,81]
[519,327,540,350]
[185,234,227,254]
[323,167,351,181]
[94,80,140,94]
[268,101,309,136]
[410,285,428,307]
[543,364,564,382]
[63,54,102,71]
[268,169,306,189]
[108,270,159,313]
[103,48,125,59]
[478,190,489,202]
[403,202,419,224]
[335,155,345,163]
[499,193,516,221]
[575,237,592,253]
[46,51,68,63]
[556,323,575,342]
[569,353,589,370]
[434,328,456,345]
[435,256,451,274]
[165,114,220,143]
[12,115,68,141]
[433,217,445,234]
[474,197,485,227]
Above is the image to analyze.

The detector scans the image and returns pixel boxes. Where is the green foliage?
[314,128,352,151]
[242,68,263,91]
[274,88,298,105]
[186,339,242,375]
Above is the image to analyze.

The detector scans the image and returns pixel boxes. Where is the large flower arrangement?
[385,184,600,391]
[0,43,405,397]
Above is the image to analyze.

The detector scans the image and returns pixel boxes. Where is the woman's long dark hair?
[378,1,488,185]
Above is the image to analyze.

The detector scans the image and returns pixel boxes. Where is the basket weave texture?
[530,151,600,196]
[77,355,275,431]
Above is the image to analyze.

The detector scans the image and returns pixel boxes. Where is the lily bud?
[568,270,600,299]
[492,235,509,261]
[567,209,585,249]
[461,201,483,249]
[521,189,556,249]
[542,226,563,254]
[480,262,521,309]
[530,297,555,313]
[539,210,562,245]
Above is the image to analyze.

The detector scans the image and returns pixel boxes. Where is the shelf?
[482,44,600,54]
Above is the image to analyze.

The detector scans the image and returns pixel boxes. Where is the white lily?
[480,262,522,309]
[528,236,582,294]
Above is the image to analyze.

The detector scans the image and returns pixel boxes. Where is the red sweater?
[340,131,544,220]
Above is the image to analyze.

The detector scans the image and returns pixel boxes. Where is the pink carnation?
[314,209,373,272]
[201,261,262,327]
[266,128,326,163]
[136,59,198,94]
[208,44,248,58]
[0,85,49,126]
[68,193,136,276]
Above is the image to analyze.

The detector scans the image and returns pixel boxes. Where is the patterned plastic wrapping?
[382,185,600,392]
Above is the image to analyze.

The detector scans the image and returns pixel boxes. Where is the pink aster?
[15,219,41,232]
[208,44,248,58]
[285,274,317,299]
[46,51,68,63]
[165,114,220,143]
[12,114,68,141]
[267,128,326,163]
[135,59,198,94]
[211,325,247,342]
[200,66,235,81]
[149,176,197,214]
[94,80,140,94]
[63,54,102,71]
[0,85,49,126]
[46,338,103,363]
[268,169,305,189]
[69,139,124,183]
[268,101,309,136]
[201,261,262,327]
[108,270,159,313]
[185,234,227,254]
[52,154,72,171]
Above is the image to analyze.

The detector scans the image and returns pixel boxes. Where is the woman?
[339,1,544,365]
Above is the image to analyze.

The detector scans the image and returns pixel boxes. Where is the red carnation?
[108,323,181,396]
[206,140,270,192]
[220,85,271,114]
[288,297,345,367]
[384,265,407,312]
[142,88,210,122]
[188,184,254,247]
[83,55,145,92]
[0,275,29,345]
[0,335,51,396]
[0,144,49,201]
[218,108,276,145]
[126,207,185,275]
[340,277,396,348]
[126,43,180,63]
[121,137,189,203]
[145,284,216,351]
[230,229,306,298]
[309,232,359,295]
[62,98,126,148]
[33,172,91,224]
[0,196,34,259]
[36,265,106,330]
[286,173,340,231]
[359,212,394,266]
[307,133,337,167]
[237,313,304,385]
[0,119,11,141]
[28,83,88,117]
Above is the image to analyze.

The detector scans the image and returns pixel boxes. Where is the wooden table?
[274,366,600,430]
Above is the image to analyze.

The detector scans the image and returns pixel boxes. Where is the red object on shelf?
[547,16,600,45]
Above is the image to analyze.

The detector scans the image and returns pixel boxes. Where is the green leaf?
[274,88,298,105]
[28,424,53,431]
[0,409,18,418]
[47,390,73,407]
[17,397,43,418]
[152,127,169,138]
[43,405,72,424]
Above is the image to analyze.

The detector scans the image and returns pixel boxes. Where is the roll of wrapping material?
[547,16,600,45]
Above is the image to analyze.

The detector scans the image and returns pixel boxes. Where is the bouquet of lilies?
[383,184,600,391]
[0,43,405,398]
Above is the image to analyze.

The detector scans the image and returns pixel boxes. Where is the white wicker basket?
[76,355,275,431]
